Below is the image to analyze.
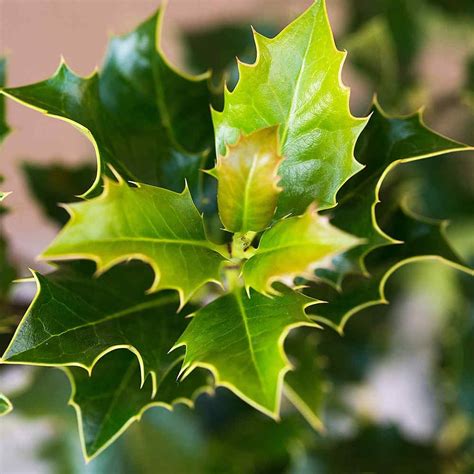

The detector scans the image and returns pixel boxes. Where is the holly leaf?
[40,179,227,306]
[322,101,473,287]
[283,329,328,432]
[242,207,359,295]
[22,162,95,225]
[2,261,199,396]
[65,349,211,461]
[212,0,368,217]
[216,126,283,233]
[1,9,213,200]
[309,203,473,333]
[0,392,12,416]
[172,285,319,418]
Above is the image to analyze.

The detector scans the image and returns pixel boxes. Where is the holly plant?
[0,0,472,463]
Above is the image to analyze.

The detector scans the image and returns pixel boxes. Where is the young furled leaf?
[212,0,368,217]
[242,207,359,295]
[216,126,282,233]
[41,180,227,306]
[173,285,319,418]
[321,101,473,287]
[1,10,213,199]
[309,203,473,333]
[66,349,211,461]
[2,261,196,396]
[0,392,13,416]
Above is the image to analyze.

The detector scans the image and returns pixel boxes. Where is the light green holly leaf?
[40,179,227,306]
[321,101,474,287]
[0,392,13,416]
[2,261,198,397]
[284,330,329,432]
[242,206,359,295]
[173,285,319,418]
[1,10,213,201]
[216,126,283,233]
[66,349,211,461]
[309,202,473,333]
[212,0,368,217]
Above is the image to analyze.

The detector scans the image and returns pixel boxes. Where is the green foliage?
[0,0,473,465]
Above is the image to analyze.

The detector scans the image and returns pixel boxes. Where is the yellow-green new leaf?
[41,180,227,306]
[212,0,367,217]
[216,126,283,233]
[173,286,319,418]
[243,207,360,295]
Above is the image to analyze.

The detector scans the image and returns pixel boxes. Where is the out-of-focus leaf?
[322,102,472,287]
[0,392,12,415]
[0,58,10,143]
[309,203,472,332]
[22,162,95,225]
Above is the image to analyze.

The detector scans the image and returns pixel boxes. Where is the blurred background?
[0,0,473,472]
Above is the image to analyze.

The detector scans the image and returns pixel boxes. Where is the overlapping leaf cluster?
[0,0,472,461]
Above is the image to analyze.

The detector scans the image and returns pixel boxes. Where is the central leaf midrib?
[233,291,267,397]
[250,240,325,257]
[53,236,216,250]
[241,153,259,229]
[279,8,317,146]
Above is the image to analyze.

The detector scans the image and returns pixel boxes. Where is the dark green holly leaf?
[41,179,227,306]
[66,349,211,461]
[212,0,368,217]
[2,10,214,201]
[2,261,199,397]
[22,162,95,225]
[309,203,473,332]
[323,102,473,287]
[173,285,319,418]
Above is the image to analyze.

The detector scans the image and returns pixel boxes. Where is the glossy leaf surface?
[173,286,318,418]
[212,0,367,216]
[0,392,12,416]
[41,180,226,305]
